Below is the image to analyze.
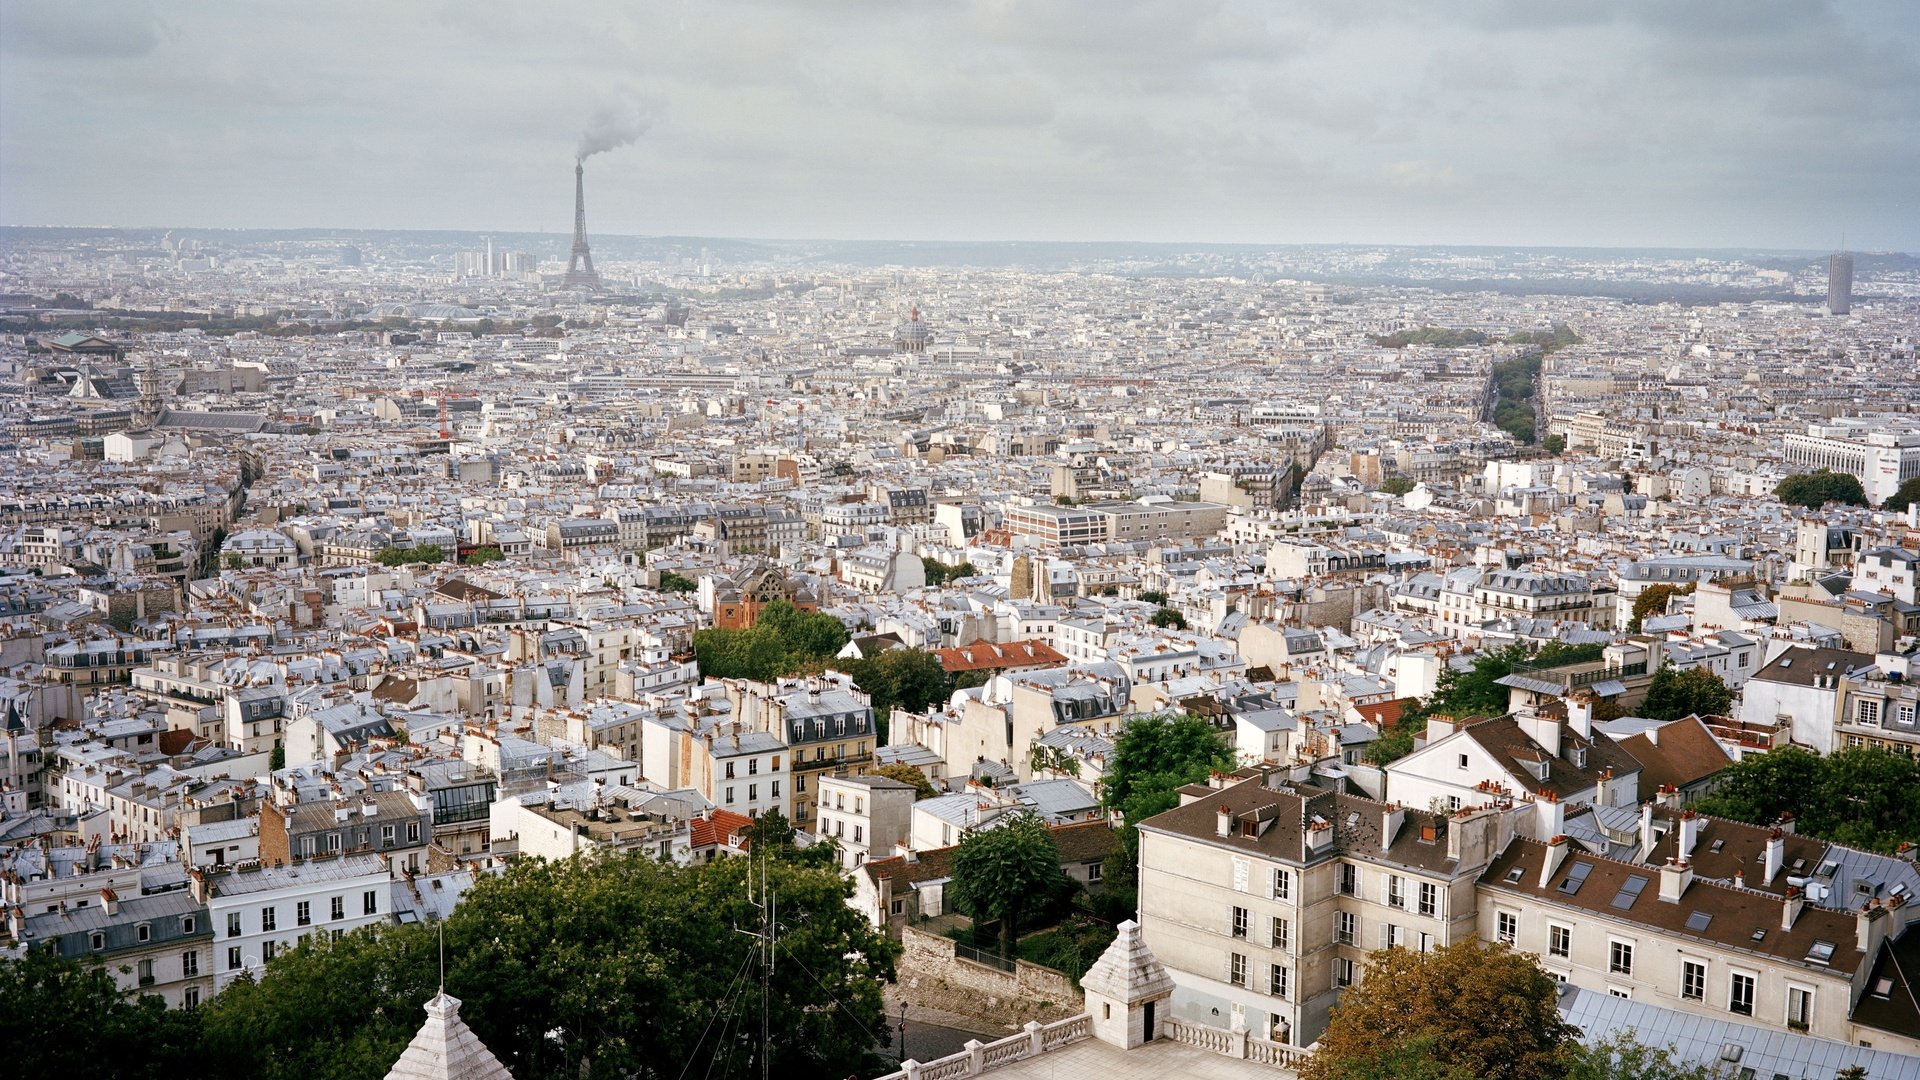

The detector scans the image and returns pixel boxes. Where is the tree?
[269,744,285,771]
[1639,666,1733,722]
[873,762,938,799]
[756,599,848,661]
[1562,1029,1729,1080]
[1775,469,1868,509]
[1150,606,1187,630]
[198,850,897,1080]
[1301,942,1577,1080]
[1138,589,1168,605]
[0,949,203,1080]
[1695,746,1920,854]
[1884,474,1920,511]
[1101,713,1234,919]
[920,557,976,587]
[1628,582,1695,633]
[657,569,699,593]
[1380,476,1416,496]
[461,545,505,565]
[1422,641,1604,722]
[1028,742,1083,779]
[947,812,1070,956]
[692,625,790,682]
[842,647,951,718]
[1542,434,1567,455]
[223,553,244,570]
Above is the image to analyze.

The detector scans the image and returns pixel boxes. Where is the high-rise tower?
[1827,252,1853,315]
[564,161,601,289]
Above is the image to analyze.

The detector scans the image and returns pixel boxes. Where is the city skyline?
[2,0,1916,251]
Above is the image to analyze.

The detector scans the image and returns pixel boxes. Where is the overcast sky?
[3,0,1915,250]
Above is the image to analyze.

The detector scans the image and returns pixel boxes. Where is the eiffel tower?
[563,160,602,288]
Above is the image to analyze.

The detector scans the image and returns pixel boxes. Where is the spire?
[383,992,514,1080]
[564,160,601,289]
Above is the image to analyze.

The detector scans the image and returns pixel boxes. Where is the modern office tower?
[1828,252,1853,315]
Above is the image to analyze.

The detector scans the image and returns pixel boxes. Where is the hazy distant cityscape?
[4,3,1919,1079]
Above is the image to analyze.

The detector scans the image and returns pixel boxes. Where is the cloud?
[0,0,166,59]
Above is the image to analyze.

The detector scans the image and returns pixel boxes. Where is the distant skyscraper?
[1827,252,1853,315]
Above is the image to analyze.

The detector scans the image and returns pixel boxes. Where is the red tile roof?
[690,809,756,850]
[931,639,1068,673]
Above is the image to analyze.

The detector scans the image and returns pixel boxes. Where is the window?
[136,923,151,943]
[1272,868,1292,901]
[1334,957,1355,987]
[853,824,863,843]
[1609,940,1634,976]
[331,896,344,921]
[1457,753,1469,769]
[725,786,736,804]
[380,825,394,846]
[725,762,736,779]
[1230,952,1248,987]
[263,941,276,962]
[748,758,759,776]
[227,913,241,938]
[1387,875,1404,908]
[1418,882,1438,917]
[771,755,781,770]
[1382,923,1404,949]
[1336,912,1356,946]
[1682,960,1706,1000]
[1270,916,1290,950]
[227,946,241,971]
[183,949,199,976]
[261,907,277,933]
[1232,906,1249,939]
[1337,863,1357,896]
[1608,986,1632,1000]
[1857,699,1881,727]
[890,899,905,916]
[363,890,378,916]
[1269,964,1291,998]
[183,915,195,935]
[1787,986,1812,1028]
[748,783,758,801]
[1087,862,1103,882]
[296,901,311,927]
[1496,911,1517,945]
[1549,925,1571,958]
[89,931,105,951]
[1729,972,1755,1015]
[407,821,421,846]
[184,987,200,1009]
[771,781,781,798]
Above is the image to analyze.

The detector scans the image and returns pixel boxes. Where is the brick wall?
[894,926,1081,1029]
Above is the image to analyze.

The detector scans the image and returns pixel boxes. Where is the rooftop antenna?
[438,919,446,995]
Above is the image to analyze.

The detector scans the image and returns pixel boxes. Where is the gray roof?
[1558,984,1920,1080]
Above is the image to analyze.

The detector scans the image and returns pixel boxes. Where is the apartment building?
[1478,837,1919,1054]
[1136,771,1496,1047]
[195,853,391,990]
[723,676,877,831]
[815,772,916,869]
[14,888,214,1009]
[259,789,434,878]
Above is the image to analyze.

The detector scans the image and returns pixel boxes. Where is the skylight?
[1505,865,1525,883]
[1709,839,1725,853]
[1685,911,1713,932]
[1610,874,1650,910]
[1806,940,1835,965]
[1559,862,1592,895]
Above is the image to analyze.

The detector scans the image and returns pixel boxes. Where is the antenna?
[438,920,445,995]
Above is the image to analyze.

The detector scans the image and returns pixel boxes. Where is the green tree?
[1150,606,1188,630]
[0,949,203,1080]
[1028,742,1083,779]
[1884,475,1920,511]
[843,648,951,719]
[872,762,938,799]
[223,553,244,570]
[947,812,1070,956]
[1542,434,1567,455]
[1301,942,1577,1080]
[692,625,790,682]
[1639,666,1733,722]
[1379,476,1416,496]
[1628,582,1695,633]
[1775,469,1868,509]
[269,744,286,771]
[200,850,896,1080]
[1562,1029,1730,1080]
[657,569,699,593]
[1695,746,1920,854]
[1138,589,1168,605]
[920,556,974,587]
[756,599,849,661]
[461,545,505,565]
[1102,713,1234,919]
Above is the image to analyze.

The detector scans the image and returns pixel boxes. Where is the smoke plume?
[576,104,652,162]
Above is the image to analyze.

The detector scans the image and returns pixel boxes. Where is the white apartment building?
[196,853,391,990]
[1782,422,1920,506]
[815,772,916,869]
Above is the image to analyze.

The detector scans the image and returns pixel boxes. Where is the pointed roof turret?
[383,992,514,1080]
[1079,918,1174,1005]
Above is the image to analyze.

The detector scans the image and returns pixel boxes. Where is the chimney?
[1536,790,1565,839]
[1734,869,1746,890]
[1857,900,1888,956]
[1565,690,1594,741]
[100,888,119,916]
[1638,802,1655,856]
[1776,812,1796,835]
[1539,834,1571,887]
[1764,828,1785,886]
[1782,885,1806,930]
[1658,858,1693,903]
[1381,804,1405,850]
[1425,716,1455,741]
[1654,783,1683,809]
[1516,707,1561,759]
[892,841,917,864]
[1678,810,1700,862]
[1216,805,1234,838]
